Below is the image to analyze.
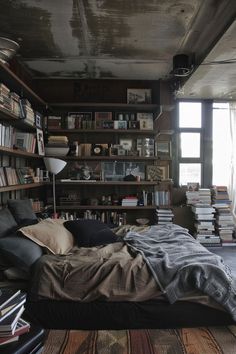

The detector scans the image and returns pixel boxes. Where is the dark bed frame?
[25,299,235,330]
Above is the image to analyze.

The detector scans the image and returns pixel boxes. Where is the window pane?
[179,102,202,128]
[212,103,231,185]
[180,133,200,158]
[179,163,201,186]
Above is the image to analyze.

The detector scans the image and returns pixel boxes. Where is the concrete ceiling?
[0,1,236,99]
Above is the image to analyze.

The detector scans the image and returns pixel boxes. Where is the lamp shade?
[44,157,67,175]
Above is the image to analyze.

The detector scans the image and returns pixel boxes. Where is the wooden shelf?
[0,106,36,132]
[0,62,46,108]
[0,183,45,192]
[47,128,155,135]
[56,205,156,210]
[49,102,162,120]
[53,181,157,186]
[46,155,156,161]
[0,146,42,158]
[50,102,159,109]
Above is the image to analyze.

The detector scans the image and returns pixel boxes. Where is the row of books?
[0,83,39,127]
[47,112,154,131]
[0,289,30,347]
[0,123,36,153]
[154,190,170,207]
[58,210,128,225]
[0,166,34,187]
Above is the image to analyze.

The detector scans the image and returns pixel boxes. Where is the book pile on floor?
[212,186,235,245]
[191,203,221,247]
[156,208,174,225]
[186,188,211,205]
[0,289,30,347]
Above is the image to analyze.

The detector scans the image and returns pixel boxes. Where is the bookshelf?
[0,63,47,206]
[44,102,172,224]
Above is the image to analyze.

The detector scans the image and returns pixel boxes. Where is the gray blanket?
[124,224,236,321]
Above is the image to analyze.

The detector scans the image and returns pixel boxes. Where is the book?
[0,293,26,319]
[0,306,24,331]
[0,335,19,346]
[0,290,21,314]
[0,318,30,338]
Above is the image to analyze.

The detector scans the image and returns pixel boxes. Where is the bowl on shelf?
[136,218,150,225]
[45,147,69,156]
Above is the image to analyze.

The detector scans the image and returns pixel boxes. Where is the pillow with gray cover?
[0,208,18,238]
[0,236,43,272]
[7,199,38,226]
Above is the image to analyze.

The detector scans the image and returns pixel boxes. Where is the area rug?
[42,326,236,354]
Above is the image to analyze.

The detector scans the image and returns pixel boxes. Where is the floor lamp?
[44,157,67,218]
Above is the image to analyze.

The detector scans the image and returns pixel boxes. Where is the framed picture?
[119,138,133,151]
[95,112,112,129]
[187,182,199,191]
[35,111,43,129]
[36,128,45,156]
[156,141,171,158]
[127,88,152,104]
[146,165,169,181]
[137,112,153,130]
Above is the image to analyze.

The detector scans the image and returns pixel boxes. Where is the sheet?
[29,242,162,302]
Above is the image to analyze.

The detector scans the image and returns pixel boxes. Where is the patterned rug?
[42,326,236,354]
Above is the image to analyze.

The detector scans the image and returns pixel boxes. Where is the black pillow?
[7,199,38,226]
[64,219,119,247]
[0,236,43,271]
[0,208,18,238]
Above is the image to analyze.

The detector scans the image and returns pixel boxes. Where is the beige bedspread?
[30,242,162,302]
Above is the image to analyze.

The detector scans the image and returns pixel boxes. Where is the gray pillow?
[0,208,18,238]
[7,199,38,225]
[0,236,43,271]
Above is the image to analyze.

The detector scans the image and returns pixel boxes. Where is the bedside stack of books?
[0,289,30,347]
[156,208,174,225]
[192,204,221,247]
[212,186,235,246]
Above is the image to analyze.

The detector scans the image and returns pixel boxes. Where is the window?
[175,100,231,188]
[176,101,204,186]
[212,102,231,186]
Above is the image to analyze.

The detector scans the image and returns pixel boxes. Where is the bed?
[0,199,236,329]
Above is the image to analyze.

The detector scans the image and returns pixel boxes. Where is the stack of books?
[156,208,174,225]
[19,98,35,126]
[186,188,212,205]
[192,203,221,247]
[212,185,232,206]
[198,188,212,205]
[214,204,235,245]
[0,83,11,111]
[121,196,138,206]
[212,186,235,245]
[47,116,62,130]
[10,92,21,117]
[0,289,30,347]
[45,135,69,156]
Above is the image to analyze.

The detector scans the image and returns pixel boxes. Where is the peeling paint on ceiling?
[0,0,236,100]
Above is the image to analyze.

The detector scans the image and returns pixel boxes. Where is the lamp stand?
[52,173,57,218]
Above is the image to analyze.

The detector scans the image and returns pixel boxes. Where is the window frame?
[173,99,213,187]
